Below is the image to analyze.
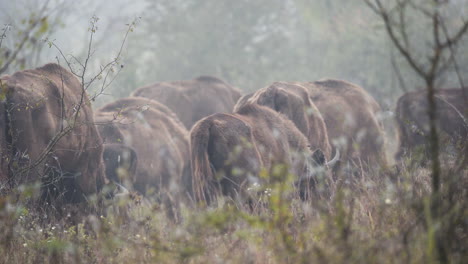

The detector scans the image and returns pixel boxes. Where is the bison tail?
[190,119,217,204]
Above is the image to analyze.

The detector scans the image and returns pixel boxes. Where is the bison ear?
[311,149,326,166]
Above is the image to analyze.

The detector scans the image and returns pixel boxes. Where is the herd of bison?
[0,63,466,217]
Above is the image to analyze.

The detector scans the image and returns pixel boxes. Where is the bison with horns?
[299,79,388,171]
[190,103,339,204]
[0,63,105,204]
[132,76,242,129]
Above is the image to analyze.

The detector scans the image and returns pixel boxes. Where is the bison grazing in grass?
[234,82,333,161]
[131,76,242,129]
[94,97,190,217]
[299,79,388,171]
[102,143,138,188]
[0,63,105,204]
[395,88,467,165]
[190,103,338,205]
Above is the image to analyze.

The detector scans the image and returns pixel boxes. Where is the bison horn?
[113,182,130,194]
[110,182,131,199]
[326,148,340,167]
[103,181,130,200]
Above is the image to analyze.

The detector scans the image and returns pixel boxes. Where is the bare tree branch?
[364,0,427,77]
[0,0,51,74]
[0,24,10,49]
[440,18,468,48]
[439,17,467,91]
[390,48,408,92]
[10,16,138,183]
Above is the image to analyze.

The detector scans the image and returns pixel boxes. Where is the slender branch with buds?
[11,17,139,182]
[0,0,52,74]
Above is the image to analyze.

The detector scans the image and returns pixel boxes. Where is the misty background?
[1,0,467,111]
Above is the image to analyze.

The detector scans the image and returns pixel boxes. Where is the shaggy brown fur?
[0,63,105,203]
[94,97,190,205]
[299,79,388,169]
[395,88,468,162]
[131,76,242,129]
[190,103,323,204]
[234,82,332,160]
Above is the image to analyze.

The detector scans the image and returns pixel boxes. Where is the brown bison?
[131,76,242,129]
[233,82,333,160]
[94,97,190,212]
[395,88,468,163]
[190,103,338,204]
[299,79,388,170]
[0,63,105,203]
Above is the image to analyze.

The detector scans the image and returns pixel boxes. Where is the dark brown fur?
[0,63,105,203]
[102,143,138,186]
[131,76,242,129]
[234,82,332,160]
[94,97,190,206]
[190,103,315,204]
[395,88,468,162]
[299,79,388,169]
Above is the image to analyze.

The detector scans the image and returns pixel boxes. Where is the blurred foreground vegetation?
[0,162,466,263]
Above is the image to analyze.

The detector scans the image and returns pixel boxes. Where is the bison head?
[103,143,138,190]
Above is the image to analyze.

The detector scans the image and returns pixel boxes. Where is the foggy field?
[0,0,467,263]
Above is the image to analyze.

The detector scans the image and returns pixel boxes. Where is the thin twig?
[0,0,51,74]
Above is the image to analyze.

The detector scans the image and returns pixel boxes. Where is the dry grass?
[0,157,466,264]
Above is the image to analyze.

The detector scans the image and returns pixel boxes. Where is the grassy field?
[0,157,466,264]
